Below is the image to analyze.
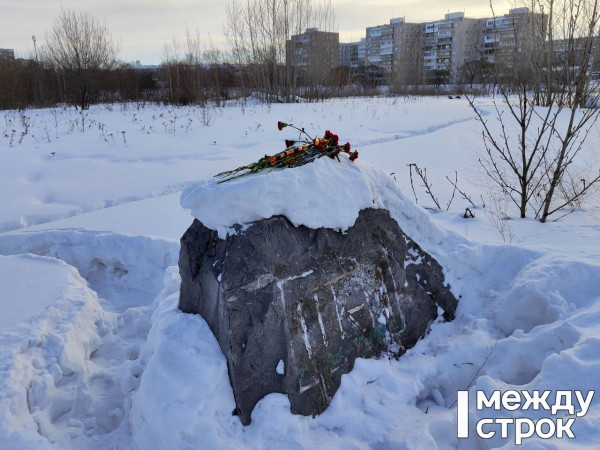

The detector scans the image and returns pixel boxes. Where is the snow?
[0,254,78,331]
[276,360,285,375]
[1,97,599,448]
[181,155,442,241]
[0,253,106,450]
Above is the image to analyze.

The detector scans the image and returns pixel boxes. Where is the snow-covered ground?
[0,97,599,449]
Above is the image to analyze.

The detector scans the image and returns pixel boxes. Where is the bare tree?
[536,0,600,221]
[162,38,182,104]
[468,0,600,222]
[160,29,231,106]
[42,8,120,109]
[224,0,336,101]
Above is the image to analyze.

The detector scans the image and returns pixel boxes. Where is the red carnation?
[285,139,295,148]
[349,150,359,162]
[344,142,351,153]
[324,130,339,146]
[278,121,288,131]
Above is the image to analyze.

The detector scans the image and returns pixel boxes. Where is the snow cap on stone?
[180,157,446,245]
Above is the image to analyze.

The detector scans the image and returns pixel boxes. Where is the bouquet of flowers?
[215,121,358,183]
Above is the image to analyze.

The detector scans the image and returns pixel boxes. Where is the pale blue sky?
[0,0,512,64]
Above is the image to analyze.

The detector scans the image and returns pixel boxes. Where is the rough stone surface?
[178,208,458,425]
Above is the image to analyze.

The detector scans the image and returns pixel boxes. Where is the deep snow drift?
[1,97,599,449]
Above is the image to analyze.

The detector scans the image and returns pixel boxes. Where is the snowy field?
[0,97,599,449]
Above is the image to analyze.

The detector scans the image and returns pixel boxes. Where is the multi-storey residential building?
[481,7,547,65]
[286,8,553,86]
[0,48,15,60]
[357,38,366,65]
[365,21,395,73]
[592,38,600,75]
[423,12,482,82]
[362,18,423,83]
[286,27,339,79]
[339,42,361,68]
[552,36,600,79]
[392,21,423,85]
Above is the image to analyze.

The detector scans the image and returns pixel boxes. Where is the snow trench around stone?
[0,230,178,449]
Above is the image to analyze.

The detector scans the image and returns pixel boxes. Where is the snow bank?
[0,229,179,312]
[0,230,181,449]
[0,254,80,331]
[0,255,106,449]
[181,156,448,248]
[131,268,243,449]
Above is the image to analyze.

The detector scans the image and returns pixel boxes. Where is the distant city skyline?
[1,0,512,64]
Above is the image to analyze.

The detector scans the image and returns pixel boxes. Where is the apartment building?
[423,12,482,82]
[286,28,339,74]
[392,21,423,85]
[362,18,422,81]
[0,48,15,60]
[357,38,366,66]
[365,20,396,73]
[339,42,361,68]
[340,12,488,84]
[294,8,552,85]
[481,7,547,65]
[552,36,600,76]
[592,38,600,74]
